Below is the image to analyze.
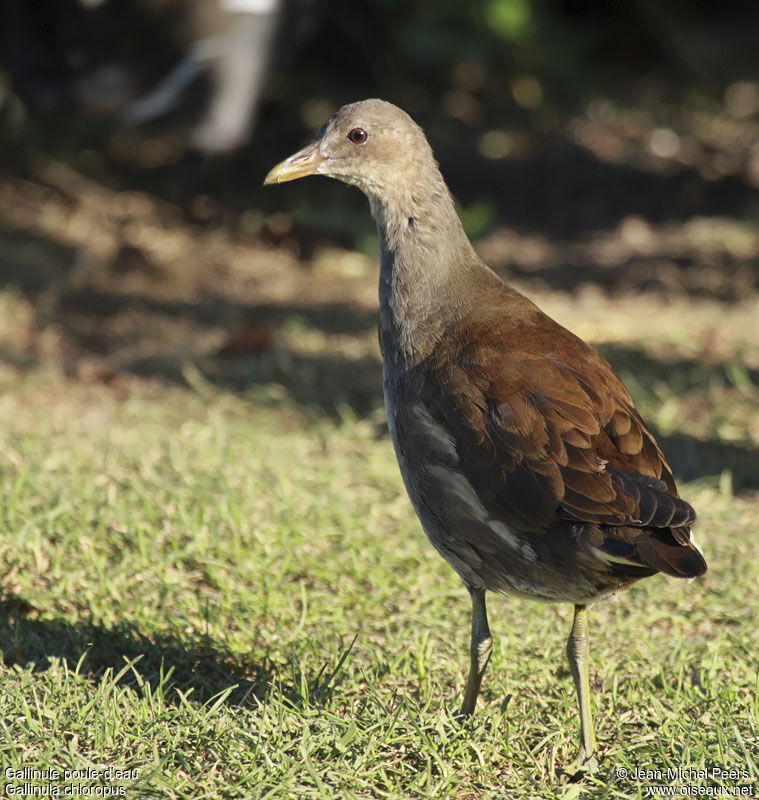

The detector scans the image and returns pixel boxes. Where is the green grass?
[0,357,757,799]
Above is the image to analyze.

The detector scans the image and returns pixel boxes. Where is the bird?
[264,98,707,765]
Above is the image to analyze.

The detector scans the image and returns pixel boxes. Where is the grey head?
[264,99,442,200]
[264,98,469,260]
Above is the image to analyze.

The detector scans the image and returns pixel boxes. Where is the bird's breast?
[383,371,548,592]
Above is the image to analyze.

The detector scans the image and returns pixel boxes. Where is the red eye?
[347,127,367,144]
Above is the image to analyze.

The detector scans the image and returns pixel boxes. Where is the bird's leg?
[566,604,597,764]
[459,587,492,717]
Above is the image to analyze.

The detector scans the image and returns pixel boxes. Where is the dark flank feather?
[417,288,705,584]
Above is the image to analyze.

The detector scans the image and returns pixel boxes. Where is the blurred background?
[1,0,758,480]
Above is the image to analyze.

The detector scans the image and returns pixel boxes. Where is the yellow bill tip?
[263,144,325,185]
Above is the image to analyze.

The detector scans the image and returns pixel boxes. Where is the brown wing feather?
[420,288,705,577]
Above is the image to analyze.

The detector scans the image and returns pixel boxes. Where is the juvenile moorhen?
[265,99,707,764]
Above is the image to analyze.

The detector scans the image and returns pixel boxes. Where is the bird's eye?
[347,127,367,144]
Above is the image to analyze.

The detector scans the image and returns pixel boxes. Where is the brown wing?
[419,291,704,576]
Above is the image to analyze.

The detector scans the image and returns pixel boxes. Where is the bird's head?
[264,99,436,198]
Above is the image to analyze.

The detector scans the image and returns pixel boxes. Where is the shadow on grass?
[0,598,352,711]
[444,135,758,241]
[58,286,378,338]
[57,286,385,416]
[597,342,759,490]
[2,252,757,486]
[500,254,759,304]
[1,221,757,483]
[598,341,759,389]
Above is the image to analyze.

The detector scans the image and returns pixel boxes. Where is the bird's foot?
[453,706,475,724]
[557,750,599,782]
[580,751,599,772]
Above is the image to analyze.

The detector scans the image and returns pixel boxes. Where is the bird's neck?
[369,174,494,365]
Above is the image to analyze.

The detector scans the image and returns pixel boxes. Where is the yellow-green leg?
[459,588,492,716]
[566,604,597,764]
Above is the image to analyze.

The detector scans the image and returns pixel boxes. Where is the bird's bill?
[263,142,325,184]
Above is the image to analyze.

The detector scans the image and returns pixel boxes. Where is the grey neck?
[370,175,488,366]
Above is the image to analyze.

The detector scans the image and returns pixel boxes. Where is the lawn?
[1,67,759,798]
[1,270,757,799]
